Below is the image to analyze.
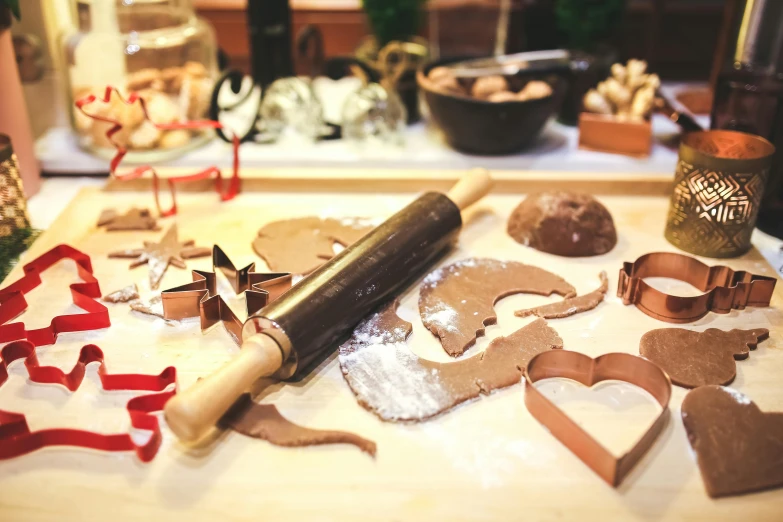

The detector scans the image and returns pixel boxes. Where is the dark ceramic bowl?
[418,56,565,155]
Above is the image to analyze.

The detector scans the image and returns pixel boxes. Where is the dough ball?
[507,191,617,257]
[517,80,552,101]
[129,120,162,149]
[471,75,508,99]
[428,66,453,82]
[159,129,192,149]
[487,90,517,103]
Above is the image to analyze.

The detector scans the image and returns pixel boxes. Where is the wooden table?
[1,174,782,521]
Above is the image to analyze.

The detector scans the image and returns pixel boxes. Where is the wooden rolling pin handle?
[164,334,284,443]
[446,168,493,210]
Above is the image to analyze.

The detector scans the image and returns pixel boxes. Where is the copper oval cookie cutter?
[524,350,672,487]
[618,252,777,323]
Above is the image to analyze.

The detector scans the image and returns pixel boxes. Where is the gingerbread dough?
[682,385,783,498]
[339,300,563,422]
[418,258,575,357]
[516,271,608,319]
[97,208,159,231]
[507,192,617,256]
[252,217,374,275]
[640,328,769,388]
[222,394,376,456]
[103,284,140,303]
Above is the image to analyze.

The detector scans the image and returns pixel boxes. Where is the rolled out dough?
[252,217,374,274]
[418,258,575,357]
[339,300,563,422]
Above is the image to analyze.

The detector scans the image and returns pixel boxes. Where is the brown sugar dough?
[681,385,783,498]
[418,258,575,357]
[252,217,374,274]
[516,271,608,319]
[222,395,376,456]
[640,328,769,388]
[507,192,617,257]
[97,208,159,231]
[103,284,140,303]
[339,300,563,422]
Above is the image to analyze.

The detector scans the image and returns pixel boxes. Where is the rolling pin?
[164,168,493,442]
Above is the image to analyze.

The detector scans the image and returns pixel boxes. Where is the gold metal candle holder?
[665,130,775,258]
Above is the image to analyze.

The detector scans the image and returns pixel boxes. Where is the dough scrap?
[252,217,375,274]
[418,258,574,357]
[507,192,617,257]
[640,328,769,388]
[681,385,783,498]
[516,271,608,319]
[222,394,376,456]
[97,207,159,231]
[339,300,563,422]
[103,284,140,303]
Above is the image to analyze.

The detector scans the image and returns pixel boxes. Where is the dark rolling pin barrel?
[250,191,463,379]
[164,169,493,442]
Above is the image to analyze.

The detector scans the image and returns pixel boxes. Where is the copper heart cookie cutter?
[524,350,672,487]
[618,252,777,323]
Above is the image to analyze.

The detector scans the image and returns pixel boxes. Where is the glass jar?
[62,0,218,161]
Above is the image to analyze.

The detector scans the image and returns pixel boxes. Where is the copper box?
[578,113,652,157]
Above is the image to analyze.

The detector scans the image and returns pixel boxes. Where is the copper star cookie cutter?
[524,350,672,487]
[161,246,291,343]
[617,252,777,323]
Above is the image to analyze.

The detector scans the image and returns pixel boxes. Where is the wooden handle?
[446,168,493,210]
[164,334,284,443]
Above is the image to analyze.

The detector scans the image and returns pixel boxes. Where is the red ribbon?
[75,86,241,217]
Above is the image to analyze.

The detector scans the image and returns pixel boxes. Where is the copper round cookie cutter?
[617,252,777,323]
[524,350,672,487]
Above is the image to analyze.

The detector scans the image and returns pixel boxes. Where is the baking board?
[1,183,782,522]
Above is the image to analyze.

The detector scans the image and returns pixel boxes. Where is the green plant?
[362,0,428,47]
[0,0,20,20]
[0,227,40,283]
[555,0,624,52]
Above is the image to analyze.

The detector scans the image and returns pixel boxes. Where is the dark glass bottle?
[247,0,293,88]
[710,0,783,238]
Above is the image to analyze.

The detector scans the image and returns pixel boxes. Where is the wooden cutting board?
[1,182,781,522]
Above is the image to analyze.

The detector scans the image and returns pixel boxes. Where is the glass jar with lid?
[62,0,218,161]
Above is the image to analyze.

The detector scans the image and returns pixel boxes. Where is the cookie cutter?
[618,252,777,323]
[76,86,241,217]
[0,244,111,346]
[524,350,672,487]
[0,340,176,462]
[161,245,291,343]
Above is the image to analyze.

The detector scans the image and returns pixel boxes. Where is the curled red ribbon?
[75,86,241,217]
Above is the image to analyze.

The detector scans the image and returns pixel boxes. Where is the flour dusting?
[340,343,450,421]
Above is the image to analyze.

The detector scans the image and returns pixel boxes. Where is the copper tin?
[577,113,652,158]
[665,130,775,258]
[161,246,291,344]
[524,350,672,487]
[618,252,776,323]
